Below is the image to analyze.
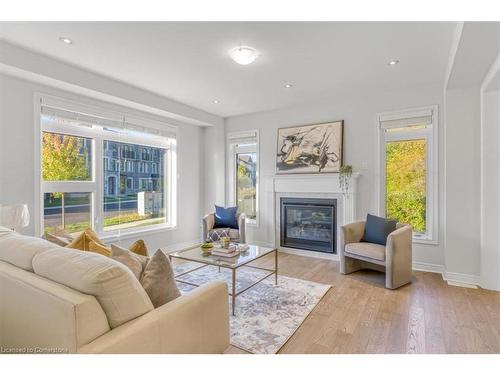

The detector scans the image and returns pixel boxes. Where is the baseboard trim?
[412,261,444,274]
[443,271,480,289]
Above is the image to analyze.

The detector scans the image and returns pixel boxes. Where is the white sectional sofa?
[0,226,230,354]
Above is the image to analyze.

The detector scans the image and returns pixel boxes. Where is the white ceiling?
[0,22,456,117]
[447,22,500,89]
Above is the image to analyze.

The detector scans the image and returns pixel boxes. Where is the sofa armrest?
[201,213,215,242]
[78,281,230,354]
[238,213,246,243]
[385,225,413,289]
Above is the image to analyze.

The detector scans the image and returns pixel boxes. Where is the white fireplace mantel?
[272,172,360,259]
[273,172,360,224]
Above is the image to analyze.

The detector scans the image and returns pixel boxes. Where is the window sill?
[413,237,439,246]
[99,223,176,243]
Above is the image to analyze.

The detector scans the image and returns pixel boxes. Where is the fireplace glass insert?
[280,197,336,253]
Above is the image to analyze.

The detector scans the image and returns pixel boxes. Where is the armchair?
[339,220,412,289]
[202,213,246,244]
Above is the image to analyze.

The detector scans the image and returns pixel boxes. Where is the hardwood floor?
[225,252,500,354]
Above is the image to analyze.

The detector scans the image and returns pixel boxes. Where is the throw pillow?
[88,241,112,257]
[43,232,71,247]
[53,226,74,241]
[129,239,148,257]
[111,244,148,280]
[363,214,397,246]
[207,228,230,242]
[66,228,103,251]
[140,250,180,308]
[214,205,238,229]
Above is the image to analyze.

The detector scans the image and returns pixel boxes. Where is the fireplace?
[280,197,337,254]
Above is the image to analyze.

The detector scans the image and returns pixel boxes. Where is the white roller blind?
[227,130,258,145]
[379,108,433,130]
[40,95,177,139]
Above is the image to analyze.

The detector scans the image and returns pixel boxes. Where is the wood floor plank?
[226,252,500,354]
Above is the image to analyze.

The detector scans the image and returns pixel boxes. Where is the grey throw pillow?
[207,228,230,242]
[140,250,180,308]
[362,214,397,246]
[111,244,148,280]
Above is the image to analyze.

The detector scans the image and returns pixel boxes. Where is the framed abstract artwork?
[276,120,343,174]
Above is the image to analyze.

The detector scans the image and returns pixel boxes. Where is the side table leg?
[232,268,236,316]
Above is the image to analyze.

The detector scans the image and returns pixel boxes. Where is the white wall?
[202,124,226,215]
[444,88,481,279]
[225,87,445,267]
[481,89,500,289]
[0,73,205,251]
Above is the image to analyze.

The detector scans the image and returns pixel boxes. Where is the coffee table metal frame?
[169,246,278,315]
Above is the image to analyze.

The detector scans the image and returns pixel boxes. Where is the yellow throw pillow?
[88,241,112,257]
[66,228,103,251]
[129,239,148,257]
[84,228,103,245]
[65,227,148,257]
[66,231,90,251]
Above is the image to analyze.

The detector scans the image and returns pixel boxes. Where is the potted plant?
[339,165,353,195]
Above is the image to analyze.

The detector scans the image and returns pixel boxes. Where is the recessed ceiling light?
[59,37,73,44]
[284,84,293,88]
[388,59,400,66]
[213,100,220,104]
[229,46,258,65]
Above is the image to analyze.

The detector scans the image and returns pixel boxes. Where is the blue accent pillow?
[214,205,239,229]
[362,214,397,246]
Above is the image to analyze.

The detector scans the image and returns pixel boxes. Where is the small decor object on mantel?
[276,120,343,174]
[339,165,353,195]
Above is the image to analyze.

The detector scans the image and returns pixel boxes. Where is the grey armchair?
[201,213,246,244]
[339,221,412,289]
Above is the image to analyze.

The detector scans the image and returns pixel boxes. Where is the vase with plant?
[339,165,353,195]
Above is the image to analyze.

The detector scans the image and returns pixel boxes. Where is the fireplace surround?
[280,197,337,254]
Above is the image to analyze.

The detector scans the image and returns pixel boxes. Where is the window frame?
[227,130,260,226]
[35,94,177,239]
[376,105,439,244]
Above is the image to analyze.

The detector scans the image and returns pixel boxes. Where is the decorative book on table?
[211,248,240,257]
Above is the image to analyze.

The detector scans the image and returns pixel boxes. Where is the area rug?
[172,262,331,354]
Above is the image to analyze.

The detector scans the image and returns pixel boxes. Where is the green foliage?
[386,140,426,233]
[236,154,256,219]
[42,133,89,182]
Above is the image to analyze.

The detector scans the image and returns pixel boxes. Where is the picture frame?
[276,120,344,174]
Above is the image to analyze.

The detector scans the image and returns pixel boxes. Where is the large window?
[378,107,438,242]
[39,96,176,237]
[227,131,259,224]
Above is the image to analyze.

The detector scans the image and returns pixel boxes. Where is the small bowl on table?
[200,242,214,255]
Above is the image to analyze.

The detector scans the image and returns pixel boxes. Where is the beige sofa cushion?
[345,242,386,262]
[0,228,57,271]
[32,247,154,328]
[0,261,110,351]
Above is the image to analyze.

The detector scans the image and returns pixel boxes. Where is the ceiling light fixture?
[388,59,400,66]
[284,84,293,88]
[229,46,258,65]
[213,100,220,104]
[59,37,73,44]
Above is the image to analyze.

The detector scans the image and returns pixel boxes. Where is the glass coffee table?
[169,244,278,315]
